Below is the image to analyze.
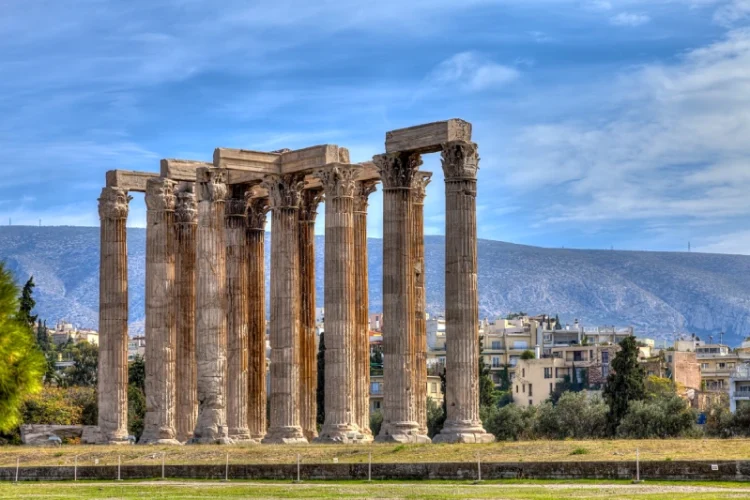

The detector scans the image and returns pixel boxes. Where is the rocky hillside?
[1,226,750,345]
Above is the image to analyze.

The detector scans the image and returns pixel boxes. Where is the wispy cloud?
[427,52,520,92]
[609,12,651,26]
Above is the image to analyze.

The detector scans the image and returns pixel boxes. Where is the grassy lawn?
[2,480,750,499]
[0,439,748,468]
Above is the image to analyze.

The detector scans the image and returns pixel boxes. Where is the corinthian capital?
[262,174,305,209]
[299,188,324,223]
[225,185,251,218]
[196,167,227,203]
[354,180,378,213]
[441,141,479,180]
[373,152,423,189]
[145,178,176,212]
[174,184,197,225]
[411,172,432,205]
[98,187,132,220]
[315,165,358,199]
[246,197,270,230]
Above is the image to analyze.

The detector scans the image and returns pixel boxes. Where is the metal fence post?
[224,453,229,482]
[296,454,301,483]
[14,457,19,484]
[74,455,78,482]
[368,452,372,482]
[117,455,122,481]
[162,452,166,480]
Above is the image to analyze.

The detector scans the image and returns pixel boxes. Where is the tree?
[535,391,607,439]
[478,338,498,407]
[17,277,38,327]
[617,394,696,438]
[426,397,444,438]
[128,355,145,392]
[554,314,561,330]
[506,312,527,320]
[63,341,98,387]
[0,264,46,432]
[603,336,646,435]
[520,350,535,360]
[316,333,325,427]
[482,403,536,441]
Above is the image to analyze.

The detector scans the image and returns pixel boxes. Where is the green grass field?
[0,439,748,468]
[2,480,750,499]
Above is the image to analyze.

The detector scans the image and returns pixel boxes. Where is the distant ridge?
[1,226,750,345]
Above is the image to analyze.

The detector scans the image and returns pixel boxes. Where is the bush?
[535,391,607,439]
[426,397,444,438]
[705,402,734,438]
[730,405,750,437]
[21,386,91,425]
[369,410,383,437]
[617,394,696,438]
[483,403,536,441]
[127,385,145,440]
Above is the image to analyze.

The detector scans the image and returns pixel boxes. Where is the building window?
[544,367,552,379]
[719,363,726,369]
[522,384,526,393]
[492,356,501,368]
[491,341,502,350]
[515,385,519,393]
[549,382,553,394]
[529,384,533,397]
[371,382,382,395]
[602,351,609,364]
[529,399,533,406]
[602,365,609,378]
[513,341,528,350]
[573,351,583,362]
[522,368,525,378]
[374,401,381,409]
[430,383,437,393]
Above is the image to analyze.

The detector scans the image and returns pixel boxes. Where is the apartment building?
[642,350,701,391]
[513,357,568,407]
[50,321,99,347]
[695,344,748,392]
[729,364,750,413]
[369,374,443,413]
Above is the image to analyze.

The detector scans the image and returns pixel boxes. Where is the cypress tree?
[18,276,37,327]
[603,336,646,435]
[478,337,498,407]
[316,333,325,427]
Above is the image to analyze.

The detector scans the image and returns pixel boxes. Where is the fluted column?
[373,152,430,443]
[262,174,308,444]
[315,166,362,443]
[192,167,233,444]
[97,187,131,443]
[412,173,431,437]
[298,188,322,441]
[353,180,377,439]
[140,178,180,445]
[246,197,269,441]
[225,186,253,442]
[434,141,494,443]
[174,184,198,443]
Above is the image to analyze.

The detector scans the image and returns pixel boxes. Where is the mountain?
[1,226,750,345]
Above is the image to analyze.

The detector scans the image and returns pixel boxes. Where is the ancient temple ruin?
[95,119,493,445]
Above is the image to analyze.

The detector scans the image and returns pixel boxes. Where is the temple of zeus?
[95,119,494,444]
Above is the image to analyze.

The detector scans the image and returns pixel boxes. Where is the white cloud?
[609,12,651,26]
[428,52,520,92]
[695,229,750,255]
[714,0,750,26]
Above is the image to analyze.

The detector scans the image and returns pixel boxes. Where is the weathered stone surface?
[225,186,253,442]
[434,141,493,444]
[385,119,472,155]
[354,180,378,439]
[315,166,362,443]
[97,187,131,444]
[280,146,347,174]
[213,148,281,172]
[21,425,87,446]
[192,167,233,444]
[373,153,429,443]
[246,197,269,441]
[140,178,181,445]
[262,174,308,444]
[160,159,212,182]
[174,183,198,443]
[105,170,159,193]
[412,172,431,436]
[298,188,323,441]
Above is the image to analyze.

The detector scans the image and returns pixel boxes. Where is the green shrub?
[535,391,607,439]
[369,410,383,438]
[482,403,536,441]
[426,397,444,438]
[617,394,696,438]
[570,447,589,455]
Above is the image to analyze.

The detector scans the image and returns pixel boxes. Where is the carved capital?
[246,197,270,230]
[411,172,432,205]
[299,188,324,223]
[145,178,176,212]
[174,184,197,225]
[98,187,131,220]
[315,165,358,199]
[373,152,423,189]
[441,141,479,180]
[225,185,250,218]
[196,167,227,203]
[262,174,305,209]
[354,180,378,213]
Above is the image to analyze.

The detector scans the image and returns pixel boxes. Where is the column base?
[262,426,308,445]
[315,424,370,444]
[433,421,495,444]
[228,428,255,443]
[303,429,319,442]
[138,427,181,445]
[375,422,431,444]
[138,438,183,446]
[83,426,133,445]
[189,436,236,445]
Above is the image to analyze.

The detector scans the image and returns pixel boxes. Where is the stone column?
[225,186,253,442]
[174,184,198,443]
[192,167,233,444]
[412,173,431,437]
[97,187,131,443]
[315,166,361,443]
[262,174,307,444]
[246,197,269,441]
[434,141,494,443]
[298,188,323,441]
[373,152,430,443]
[140,178,180,445]
[353,180,377,439]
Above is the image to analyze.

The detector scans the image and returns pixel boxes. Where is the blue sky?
[2,0,750,254]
